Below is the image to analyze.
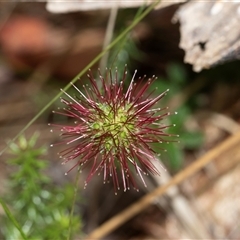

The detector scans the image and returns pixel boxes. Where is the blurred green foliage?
[0,133,81,240]
[150,63,204,172]
[108,33,144,77]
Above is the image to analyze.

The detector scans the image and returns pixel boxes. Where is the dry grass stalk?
[86,130,240,239]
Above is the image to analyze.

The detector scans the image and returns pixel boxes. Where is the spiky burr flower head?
[50,68,176,193]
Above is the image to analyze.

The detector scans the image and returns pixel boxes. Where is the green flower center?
[90,103,135,151]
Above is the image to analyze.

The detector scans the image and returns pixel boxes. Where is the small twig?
[67,165,81,240]
[86,130,240,239]
[152,160,210,238]
[99,5,118,71]
[209,113,240,134]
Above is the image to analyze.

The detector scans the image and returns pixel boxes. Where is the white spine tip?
[65,172,67,175]
[175,111,178,114]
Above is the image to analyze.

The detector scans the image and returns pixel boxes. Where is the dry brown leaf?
[174,0,240,72]
[46,0,185,13]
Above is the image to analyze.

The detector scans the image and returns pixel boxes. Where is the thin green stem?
[109,3,146,68]
[0,198,28,240]
[67,165,81,240]
[0,0,161,156]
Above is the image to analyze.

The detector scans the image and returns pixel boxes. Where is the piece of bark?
[174,1,240,72]
[46,0,185,13]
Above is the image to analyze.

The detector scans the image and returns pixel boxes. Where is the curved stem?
[67,165,81,240]
[0,0,161,156]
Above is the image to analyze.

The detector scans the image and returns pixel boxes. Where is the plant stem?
[99,5,119,72]
[86,130,240,239]
[0,198,28,240]
[67,165,81,240]
[0,0,161,154]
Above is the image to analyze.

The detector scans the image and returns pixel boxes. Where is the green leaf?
[180,131,204,149]
[166,63,187,85]
[168,105,190,132]
[163,143,184,171]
